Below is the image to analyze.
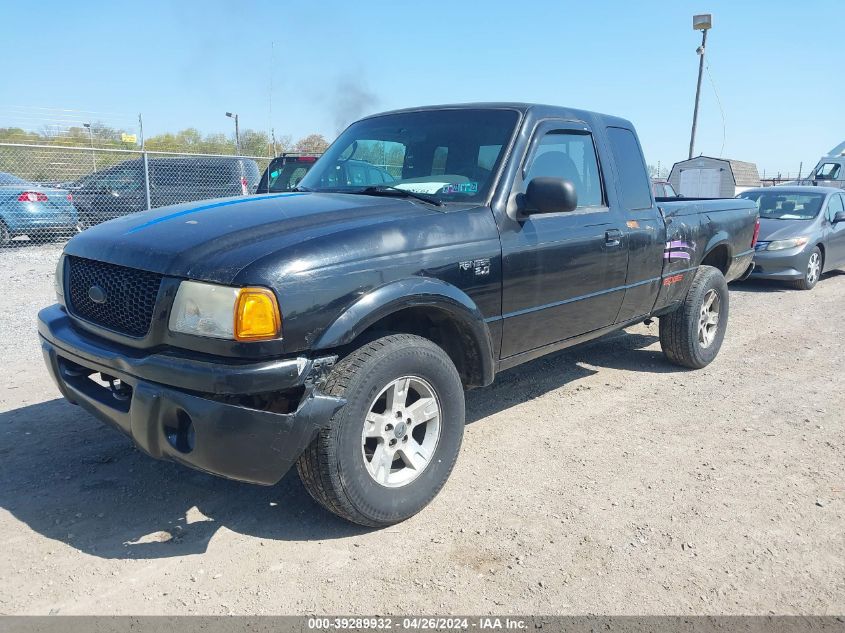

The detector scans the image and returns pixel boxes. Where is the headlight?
[169,281,281,341]
[54,255,65,301]
[767,237,808,251]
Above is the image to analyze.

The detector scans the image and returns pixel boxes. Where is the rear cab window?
[815,162,842,181]
[606,127,653,210]
[263,157,318,192]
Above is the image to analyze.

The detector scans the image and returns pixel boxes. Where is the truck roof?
[359,102,635,130]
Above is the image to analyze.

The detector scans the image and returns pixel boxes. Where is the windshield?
[739,191,825,220]
[0,172,28,186]
[298,109,520,203]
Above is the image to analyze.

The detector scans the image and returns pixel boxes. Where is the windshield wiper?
[358,185,444,207]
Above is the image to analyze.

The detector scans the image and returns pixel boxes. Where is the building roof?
[725,159,761,187]
[670,156,761,187]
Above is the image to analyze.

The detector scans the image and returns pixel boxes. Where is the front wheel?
[659,265,729,369]
[296,334,465,527]
[792,247,822,290]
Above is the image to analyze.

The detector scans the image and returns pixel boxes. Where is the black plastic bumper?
[38,305,344,485]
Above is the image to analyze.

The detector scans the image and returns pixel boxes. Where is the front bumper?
[38,304,344,485]
[749,246,811,281]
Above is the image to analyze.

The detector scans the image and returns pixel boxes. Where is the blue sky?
[2,0,840,175]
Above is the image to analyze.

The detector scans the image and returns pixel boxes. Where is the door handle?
[605,229,623,247]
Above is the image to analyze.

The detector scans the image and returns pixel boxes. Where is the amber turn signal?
[234,288,281,341]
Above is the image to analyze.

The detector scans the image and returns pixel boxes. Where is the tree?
[294,134,329,153]
[239,129,272,157]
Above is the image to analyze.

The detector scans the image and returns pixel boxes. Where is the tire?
[296,334,465,527]
[0,221,10,247]
[792,247,822,291]
[659,265,729,369]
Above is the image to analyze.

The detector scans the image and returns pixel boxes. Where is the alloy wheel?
[361,376,441,488]
[697,289,721,349]
[806,252,821,286]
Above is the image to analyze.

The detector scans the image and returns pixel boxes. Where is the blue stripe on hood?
[126,192,307,234]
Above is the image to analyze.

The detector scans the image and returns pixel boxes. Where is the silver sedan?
[738,186,845,290]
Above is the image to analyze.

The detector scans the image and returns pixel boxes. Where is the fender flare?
[700,231,733,267]
[313,277,495,387]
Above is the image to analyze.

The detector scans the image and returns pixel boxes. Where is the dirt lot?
[0,242,843,616]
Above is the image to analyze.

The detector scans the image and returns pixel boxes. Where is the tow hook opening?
[102,373,131,402]
[164,410,196,454]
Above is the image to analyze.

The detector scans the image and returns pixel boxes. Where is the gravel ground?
[0,242,843,615]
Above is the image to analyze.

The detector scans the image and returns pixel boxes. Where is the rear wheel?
[792,247,822,290]
[296,334,465,527]
[659,265,729,369]
[0,221,9,247]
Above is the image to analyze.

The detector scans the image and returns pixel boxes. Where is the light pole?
[226,112,240,154]
[82,122,97,171]
[688,13,712,159]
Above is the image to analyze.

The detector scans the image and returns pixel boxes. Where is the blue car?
[0,172,79,246]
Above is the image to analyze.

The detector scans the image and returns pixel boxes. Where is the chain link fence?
[0,142,270,247]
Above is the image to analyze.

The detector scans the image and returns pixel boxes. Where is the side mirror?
[524,177,578,214]
[833,211,845,224]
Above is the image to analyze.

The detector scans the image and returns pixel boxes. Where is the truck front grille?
[66,256,163,337]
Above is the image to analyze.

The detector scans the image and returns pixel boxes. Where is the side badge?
[459,258,491,277]
[663,273,685,287]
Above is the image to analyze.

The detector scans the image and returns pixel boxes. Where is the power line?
[705,60,727,158]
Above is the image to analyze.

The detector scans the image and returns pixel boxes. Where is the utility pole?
[689,14,712,159]
[139,113,152,211]
[82,122,97,171]
[226,112,240,154]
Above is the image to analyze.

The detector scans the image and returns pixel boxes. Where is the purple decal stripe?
[667,240,694,250]
[663,251,691,260]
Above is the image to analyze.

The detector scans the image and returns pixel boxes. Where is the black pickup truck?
[39,103,758,526]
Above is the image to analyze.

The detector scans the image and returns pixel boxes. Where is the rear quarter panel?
[653,198,757,312]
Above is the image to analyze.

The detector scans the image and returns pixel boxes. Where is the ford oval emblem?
[88,285,107,304]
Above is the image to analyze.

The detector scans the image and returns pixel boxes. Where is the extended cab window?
[606,127,652,210]
[524,131,603,208]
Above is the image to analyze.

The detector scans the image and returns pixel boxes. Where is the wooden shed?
[668,156,761,198]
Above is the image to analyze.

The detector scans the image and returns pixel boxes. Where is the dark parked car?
[0,172,78,246]
[39,103,758,526]
[737,186,845,289]
[255,154,321,193]
[255,155,395,193]
[70,156,260,228]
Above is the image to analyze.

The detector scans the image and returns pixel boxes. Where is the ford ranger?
[38,103,759,526]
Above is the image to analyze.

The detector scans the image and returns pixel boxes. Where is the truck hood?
[758,217,817,242]
[63,192,454,284]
